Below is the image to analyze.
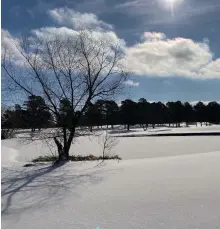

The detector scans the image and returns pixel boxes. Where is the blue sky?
[2,0,220,102]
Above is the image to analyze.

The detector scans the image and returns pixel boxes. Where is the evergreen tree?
[24,95,52,131]
[105,100,119,129]
[120,99,137,130]
[183,102,194,126]
[194,102,207,126]
[206,102,220,124]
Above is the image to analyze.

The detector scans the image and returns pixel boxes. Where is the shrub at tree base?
[32,154,121,163]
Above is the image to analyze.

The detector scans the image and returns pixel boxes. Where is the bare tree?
[2,30,128,162]
[98,131,119,159]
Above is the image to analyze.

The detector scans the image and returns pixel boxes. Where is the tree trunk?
[53,127,76,162]
[65,128,76,160]
[111,124,114,129]
[127,124,130,131]
[53,137,67,161]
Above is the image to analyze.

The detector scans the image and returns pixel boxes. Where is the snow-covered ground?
[109,124,220,137]
[2,125,220,229]
[2,125,220,163]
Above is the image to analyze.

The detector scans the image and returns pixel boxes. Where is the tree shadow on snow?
[1,161,105,216]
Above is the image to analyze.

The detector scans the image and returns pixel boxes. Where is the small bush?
[32,154,121,163]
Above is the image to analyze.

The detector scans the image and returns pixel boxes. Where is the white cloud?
[48,8,113,31]
[2,18,220,81]
[142,32,166,41]
[31,27,78,39]
[116,1,140,8]
[124,80,140,87]
[1,29,24,66]
[2,29,18,53]
[31,26,126,49]
[199,59,220,78]
[126,32,220,79]
[115,0,154,9]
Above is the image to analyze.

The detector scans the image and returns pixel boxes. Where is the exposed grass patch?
[32,154,121,163]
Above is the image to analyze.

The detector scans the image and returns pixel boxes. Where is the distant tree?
[83,102,95,132]
[194,102,207,126]
[1,104,26,139]
[1,109,16,139]
[120,99,137,130]
[58,98,74,128]
[183,102,194,127]
[206,102,220,124]
[24,95,52,131]
[166,101,184,127]
[156,102,167,126]
[2,109,12,129]
[161,104,170,126]
[148,102,165,128]
[137,98,150,130]
[94,100,106,128]
[105,100,119,129]
[148,102,157,129]
[2,104,26,129]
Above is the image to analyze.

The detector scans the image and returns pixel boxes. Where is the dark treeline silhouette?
[2,95,53,132]
[2,97,220,131]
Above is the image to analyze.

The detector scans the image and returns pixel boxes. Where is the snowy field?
[2,125,220,229]
[2,125,220,163]
[109,124,220,137]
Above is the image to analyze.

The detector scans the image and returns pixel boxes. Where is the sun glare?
[160,0,183,17]
[166,0,183,4]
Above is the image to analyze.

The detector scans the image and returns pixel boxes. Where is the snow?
[2,125,220,229]
[110,124,220,137]
[1,146,19,165]
[2,152,220,229]
[2,134,220,163]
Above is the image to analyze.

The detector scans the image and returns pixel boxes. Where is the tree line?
[2,96,220,132]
